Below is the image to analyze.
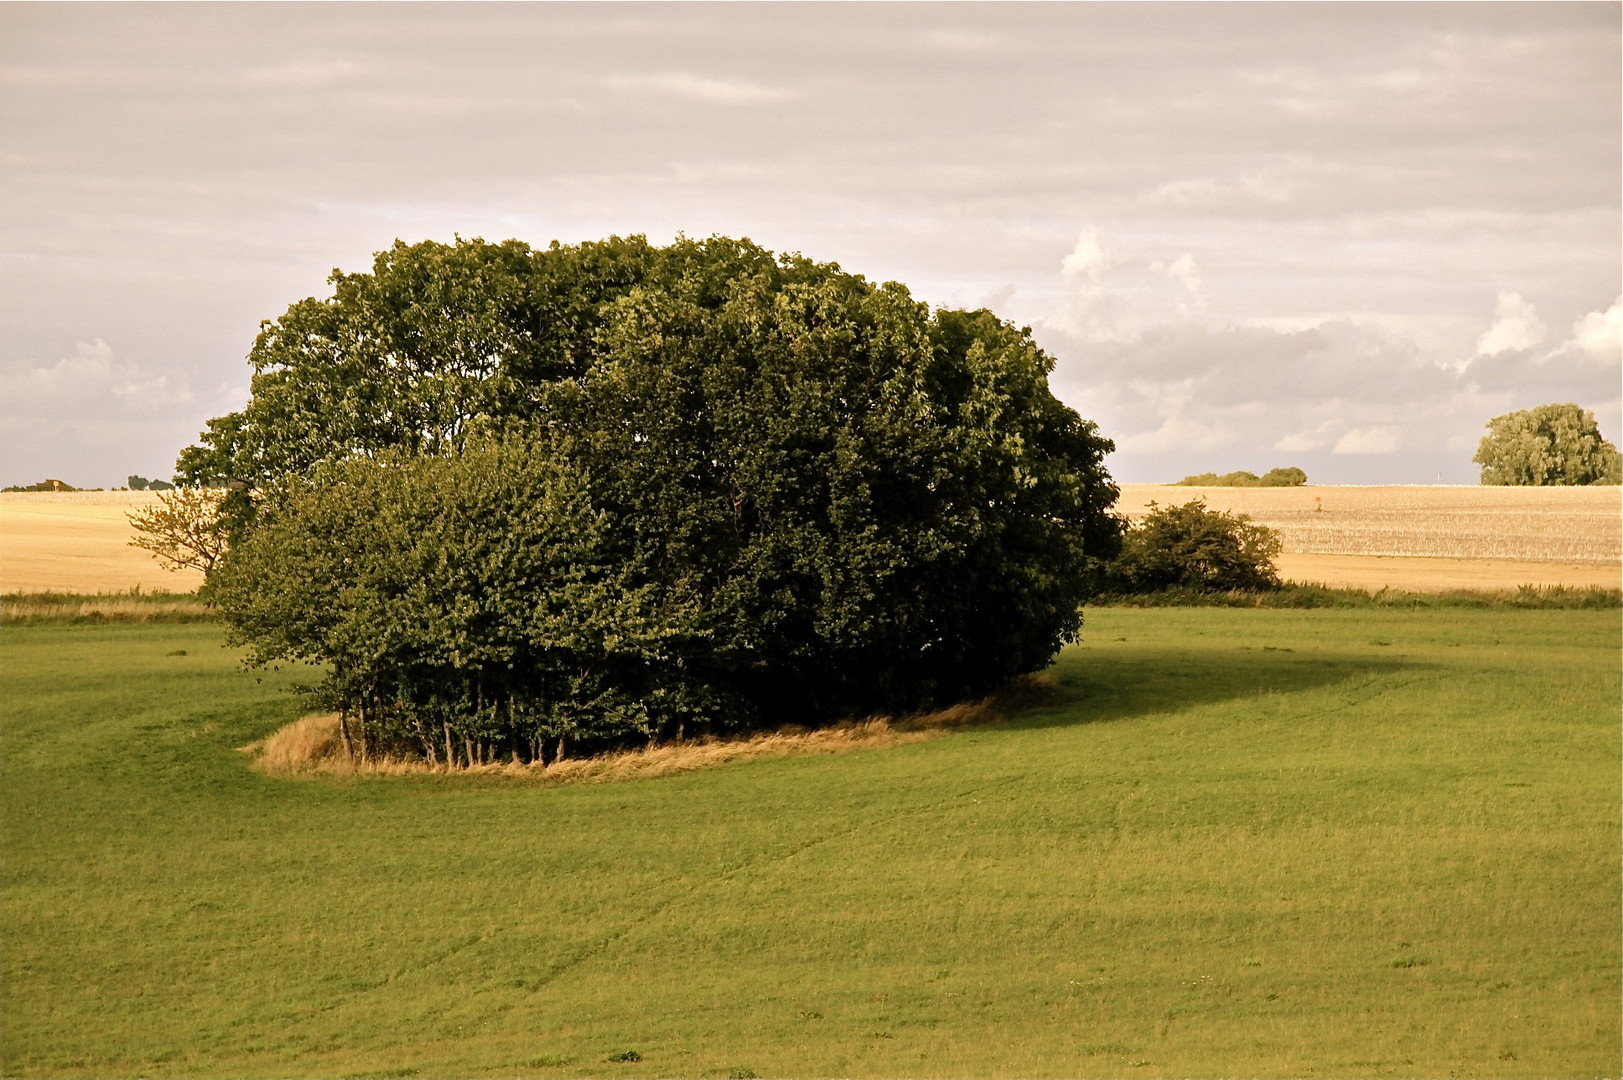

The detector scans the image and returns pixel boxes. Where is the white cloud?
[1570,297,1621,359]
[604,73,787,103]
[0,341,218,486]
[0,340,195,414]
[1460,293,1622,409]
[1143,173,1293,209]
[1332,426,1403,454]
[242,60,367,88]
[920,29,1007,53]
[1476,290,1547,355]
[1061,229,1110,285]
[1157,253,1204,309]
[1274,425,1336,453]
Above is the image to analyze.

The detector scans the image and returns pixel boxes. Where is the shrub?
[1107,499,1282,592]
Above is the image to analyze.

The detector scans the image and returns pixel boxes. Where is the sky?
[3,2,1619,488]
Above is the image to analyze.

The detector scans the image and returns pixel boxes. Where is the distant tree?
[1473,403,1621,485]
[127,487,230,581]
[1260,466,1307,486]
[1108,500,1282,592]
[149,479,175,490]
[3,479,79,492]
[127,475,149,490]
[1175,467,1306,487]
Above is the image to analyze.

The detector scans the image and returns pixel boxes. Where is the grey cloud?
[0,340,241,486]
[1043,309,1617,485]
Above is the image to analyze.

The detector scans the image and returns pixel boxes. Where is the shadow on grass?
[1004,646,1416,732]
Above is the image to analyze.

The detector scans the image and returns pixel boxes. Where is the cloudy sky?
[4,2,1619,487]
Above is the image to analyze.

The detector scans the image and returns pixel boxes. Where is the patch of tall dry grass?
[240,677,1058,783]
[2,590,213,624]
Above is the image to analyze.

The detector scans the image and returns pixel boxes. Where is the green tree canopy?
[1472,403,1621,486]
[196,235,1121,754]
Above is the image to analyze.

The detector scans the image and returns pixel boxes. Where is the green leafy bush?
[1106,500,1282,593]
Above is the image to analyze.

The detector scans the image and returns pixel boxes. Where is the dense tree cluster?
[1472,403,1620,486]
[1174,467,1306,487]
[190,236,1121,762]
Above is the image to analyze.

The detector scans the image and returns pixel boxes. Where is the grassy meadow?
[2,607,1619,1078]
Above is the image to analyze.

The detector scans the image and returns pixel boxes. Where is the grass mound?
[241,678,1060,782]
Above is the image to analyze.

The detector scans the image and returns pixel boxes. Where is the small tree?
[1473,403,1621,486]
[128,487,230,581]
[1108,499,1282,592]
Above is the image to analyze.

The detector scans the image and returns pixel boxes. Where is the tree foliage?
[213,437,692,762]
[1175,467,1306,487]
[197,235,1121,760]
[127,487,230,579]
[1107,500,1282,593]
[1472,403,1621,486]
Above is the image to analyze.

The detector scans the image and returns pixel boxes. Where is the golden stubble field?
[1118,483,1621,591]
[2,486,1619,595]
[0,491,206,594]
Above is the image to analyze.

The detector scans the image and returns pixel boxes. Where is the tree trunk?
[416,715,438,767]
[444,721,455,771]
[338,709,354,761]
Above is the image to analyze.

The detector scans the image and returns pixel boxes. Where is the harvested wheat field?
[0,491,205,594]
[1118,484,1621,592]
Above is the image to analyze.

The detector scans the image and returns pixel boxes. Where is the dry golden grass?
[1,491,206,594]
[1,590,212,624]
[241,679,1053,782]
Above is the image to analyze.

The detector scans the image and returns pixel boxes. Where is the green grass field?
[3,608,1618,1078]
